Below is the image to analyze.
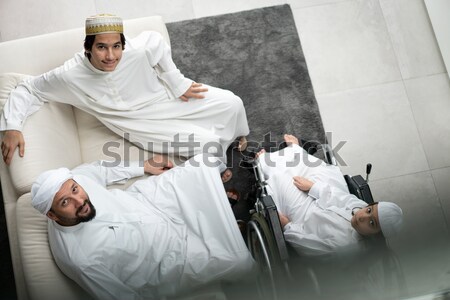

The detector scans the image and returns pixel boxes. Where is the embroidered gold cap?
[85,14,123,36]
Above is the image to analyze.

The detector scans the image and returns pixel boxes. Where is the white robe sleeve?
[0,83,44,131]
[72,160,144,187]
[131,31,192,98]
[309,181,366,211]
[75,264,143,300]
[283,222,335,256]
[0,52,84,131]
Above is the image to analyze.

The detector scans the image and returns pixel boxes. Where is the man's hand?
[293,176,314,192]
[278,212,290,229]
[144,154,174,175]
[1,130,25,165]
[180,82,208,102]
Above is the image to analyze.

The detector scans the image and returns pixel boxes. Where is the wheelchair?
[244,153,291,300]
[242,141,380,300]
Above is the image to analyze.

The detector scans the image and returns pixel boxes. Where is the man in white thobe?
[31,154,255,300]
[1,14,249,165]
[256,134,403,256]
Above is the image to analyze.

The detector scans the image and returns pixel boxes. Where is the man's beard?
[76,200,97,223]
[55,199,96,226]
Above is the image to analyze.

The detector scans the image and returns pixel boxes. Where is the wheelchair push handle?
[246,155,269,196]
[366,163,372,182]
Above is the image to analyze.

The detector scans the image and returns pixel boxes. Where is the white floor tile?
[369,172,450,297]
[370,171,448,245]
[0,0,96,41]
[379,0,446,79]
[292,0,402,94]
[405,74,450,170]
[192,0,284,18]
[317,81,429,180]
[94,0,195,23]
[286,0,349,9]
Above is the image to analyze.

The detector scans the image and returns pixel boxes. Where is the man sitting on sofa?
[31,153,254,300]
[1,13,249,165]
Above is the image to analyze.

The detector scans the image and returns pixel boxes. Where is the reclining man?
[31,153,255,300]
[255,134,403,256]
[1,13,249,165]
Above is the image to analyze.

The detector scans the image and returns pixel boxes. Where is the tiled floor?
[1,0,449,299]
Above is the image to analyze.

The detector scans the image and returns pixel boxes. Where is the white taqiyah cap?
[378,202,403,238]
[31,168,73,215]
[85,14,123,36]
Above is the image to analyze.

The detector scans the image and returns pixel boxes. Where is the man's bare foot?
[255,149,266,159]
[226,189,240,201]
[284,134,300,146]
[237,136,247,152]
[226,188,240,207]
[221,169,233,183]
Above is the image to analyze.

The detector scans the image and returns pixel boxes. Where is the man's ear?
[46,210,58,221]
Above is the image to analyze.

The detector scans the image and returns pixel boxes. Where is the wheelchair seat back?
[344,175,374,204]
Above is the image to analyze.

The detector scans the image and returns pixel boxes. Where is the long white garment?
[258,144,368,256]
[0,31,249,158]
[48,155,254,300]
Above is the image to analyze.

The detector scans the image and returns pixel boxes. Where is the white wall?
[425,0,450,78]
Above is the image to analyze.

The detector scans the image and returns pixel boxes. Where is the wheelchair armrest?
[260,194,290,263]
[266,207,290,262]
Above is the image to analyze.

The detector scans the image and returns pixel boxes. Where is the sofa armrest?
[0,73,83,196]
[9,101,82,195]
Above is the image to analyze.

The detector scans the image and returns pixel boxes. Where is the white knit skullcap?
[378,202,403,238]
[85,14,123,36]
[31,168,73,215]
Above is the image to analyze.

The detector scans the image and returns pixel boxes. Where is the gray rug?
[167,5,325,219]
[167,4,325,146]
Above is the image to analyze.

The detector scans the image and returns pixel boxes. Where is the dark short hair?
[84,33,126,60]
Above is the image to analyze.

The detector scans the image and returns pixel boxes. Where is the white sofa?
[0,16,225,300]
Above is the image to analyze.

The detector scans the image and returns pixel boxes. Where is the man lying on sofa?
[31,153,254,300]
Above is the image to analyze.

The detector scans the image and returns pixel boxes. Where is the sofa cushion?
[0,73,83,195]
[74,108,185,169]
[74,108,150,164]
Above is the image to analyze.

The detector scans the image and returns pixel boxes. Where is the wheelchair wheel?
[247,213,284,300]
